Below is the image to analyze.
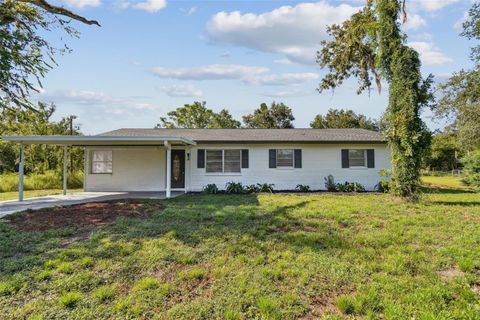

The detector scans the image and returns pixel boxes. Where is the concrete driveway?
[0,191,184,218]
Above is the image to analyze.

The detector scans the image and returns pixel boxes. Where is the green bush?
[295,184,311,192]
[376,169,392,193]
[257,183,274,193]
[0,170,83,192]
[461,149,480,190]
[225,182,245,194]
[202,184,219,194]
[245,184,260,193]
[337,182,366,192]
[324,175,337,191]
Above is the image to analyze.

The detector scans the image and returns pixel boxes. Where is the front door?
[171,150,185,189]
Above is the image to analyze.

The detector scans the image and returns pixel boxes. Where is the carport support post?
[165,141,171,198]
[18,144,24,202]
[63,145,68,195]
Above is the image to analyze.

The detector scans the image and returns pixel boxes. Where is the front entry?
[171,150,185,189]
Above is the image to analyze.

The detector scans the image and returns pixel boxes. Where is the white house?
[2,128,391,199]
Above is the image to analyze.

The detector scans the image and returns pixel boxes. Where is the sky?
[38,0,476,134]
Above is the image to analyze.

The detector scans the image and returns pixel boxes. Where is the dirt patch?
[3,201,162,232]
[438,266,465,280]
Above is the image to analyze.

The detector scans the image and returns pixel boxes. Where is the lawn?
[0,188,479,319]
[421,175,472,191]
[0,189,83,201]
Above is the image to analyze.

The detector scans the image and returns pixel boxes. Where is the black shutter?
[197,149,205,168]
[367,149,375,168]
[269,149,276,168]
[241,149,249,168]
[341,149,349,168]
[294,149,302,168]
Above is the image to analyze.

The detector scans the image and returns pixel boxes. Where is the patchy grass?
[0,188,479,319]
[421,175,473,191]
[0,189,83,201]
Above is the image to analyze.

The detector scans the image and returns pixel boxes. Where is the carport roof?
[0,135,196,146]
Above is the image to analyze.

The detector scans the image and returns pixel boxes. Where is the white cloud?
[62,0,101,8]
[412,0,459,12]
[402,12,427,30]
[133,0,167,13]
[161,85,203,97]
[180,6,196,16]
[454,11,469,32]
[408,41,453,65]
[245,72,319,86]
[274,58,293,65]
[206,1,360,65]
[220,51,232,58]
[39,89,157,112]
[151,64,269,80]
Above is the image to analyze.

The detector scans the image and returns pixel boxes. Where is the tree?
[1,0,99,110]
[317,0,433,199]
[435,3,479,152]
[310,108,379,130]
[242,102,295,128]
[156,101,240,128]
[461,149,480,190]
[0,102,83,174]
[423,130,461,172]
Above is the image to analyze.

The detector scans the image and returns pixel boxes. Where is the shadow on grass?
[0,193,345,276]
[420,186,475,194]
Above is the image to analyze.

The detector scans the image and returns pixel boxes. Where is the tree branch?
[17,0,101,26]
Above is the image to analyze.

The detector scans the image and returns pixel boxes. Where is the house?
[2,128,391,200]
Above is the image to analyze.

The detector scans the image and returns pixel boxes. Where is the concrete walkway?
[0,191,184,218]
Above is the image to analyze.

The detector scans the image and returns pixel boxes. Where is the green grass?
[0,189,83,201]
[421,175,472,191]
[0,187,479,318]
[0,171,83,193]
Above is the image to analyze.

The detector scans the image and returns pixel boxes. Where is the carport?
[0,135,196,201]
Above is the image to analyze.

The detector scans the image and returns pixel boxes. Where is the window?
[276,149,294,167]
[206,149,241,173]
[348,149,366,167]
[91,151,113,174]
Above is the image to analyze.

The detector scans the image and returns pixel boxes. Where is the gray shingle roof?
[99,128,385,143]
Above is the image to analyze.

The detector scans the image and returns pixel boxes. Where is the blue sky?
[40,0,476,134]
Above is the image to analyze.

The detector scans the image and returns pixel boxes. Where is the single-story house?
[2,128,391,200]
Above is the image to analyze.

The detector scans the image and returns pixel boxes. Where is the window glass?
[91,151,113,173]
[277,149,294,167]
[349,149,366,167]
[206,150,223,173]
[224,149,241,173]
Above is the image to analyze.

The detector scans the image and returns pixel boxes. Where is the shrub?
[324,175,337,191]
[257,183,274,193]
[202,184,219,194]
[60,292,82,308]
[295,184,310,192]
[336,295,355,314]
[376,169,392,193]
[225,182,245,194]
[336,182,366,192]
[461,149,480,190]
[245,184,260,193]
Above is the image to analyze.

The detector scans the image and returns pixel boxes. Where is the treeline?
[0,103,84,174]
[156,101,379,130]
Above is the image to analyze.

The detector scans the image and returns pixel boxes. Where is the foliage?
[0,103,83,174]
[245,184,260,193]
[242,102,295,128]
[310,108,378,130]
[324,174,337,191]
[376,169,392,193]
[336,182,366,193]
[295,184,310,192]
[317,0,433,199]
[461,149,480,190]
[202,184,219,194]
[156,101,240,128]
[256,183,274,193]
[1,189,479,318]
[0,170,83,192]
[0,0,99,111]
[423,131,461,171]
[434,3,479,152]
[225,181,245,194]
